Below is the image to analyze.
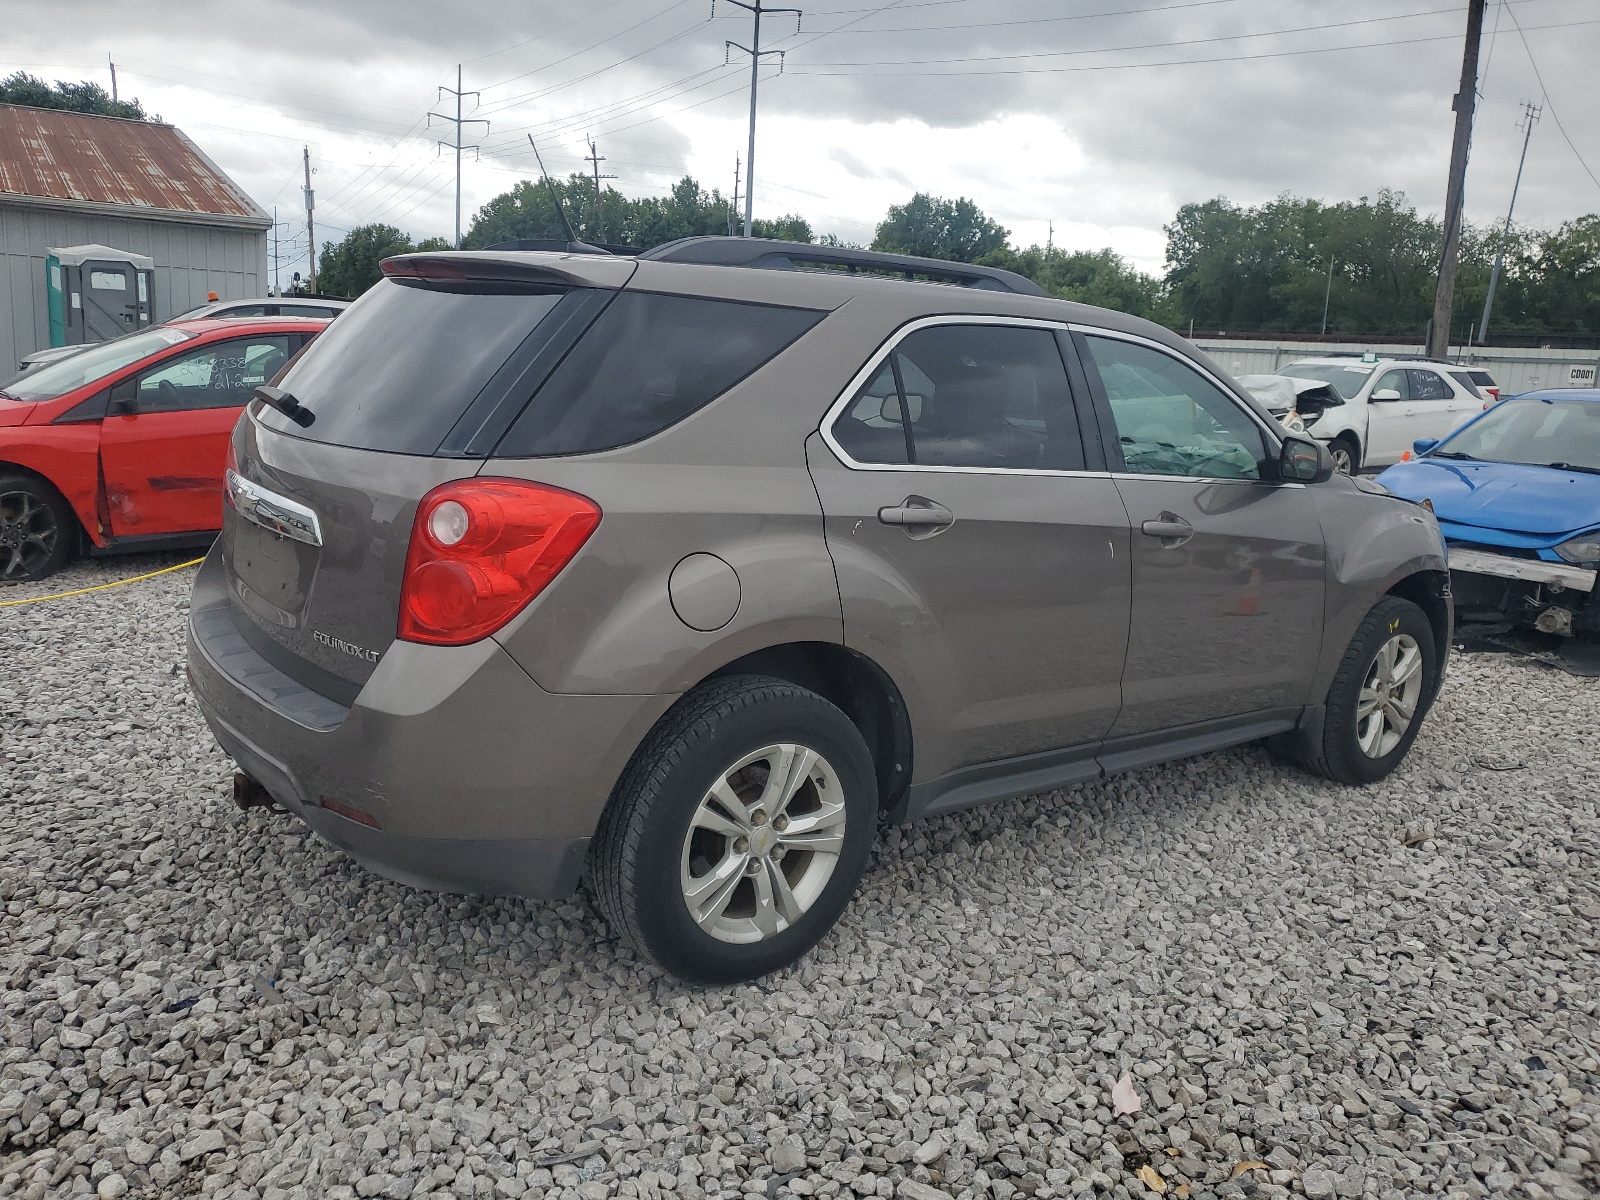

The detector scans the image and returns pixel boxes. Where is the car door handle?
[1140,514,1194,544]
[878,496,954,536]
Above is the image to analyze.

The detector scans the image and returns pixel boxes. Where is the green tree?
[0,71,150,120]
[317,224,419,297]
[463,174,801,251]
[872,193,1009,262]
[982,245,1164,317]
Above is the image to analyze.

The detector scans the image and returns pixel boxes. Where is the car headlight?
[1554,536,1600,565]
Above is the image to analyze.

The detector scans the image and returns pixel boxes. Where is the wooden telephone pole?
[1427,0,1486,360]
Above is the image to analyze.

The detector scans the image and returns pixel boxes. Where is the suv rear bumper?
[185,547,675,900]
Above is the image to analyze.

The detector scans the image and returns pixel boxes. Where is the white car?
[1275,357,1484,474]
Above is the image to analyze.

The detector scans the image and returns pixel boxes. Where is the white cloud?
[2,0,1595,280]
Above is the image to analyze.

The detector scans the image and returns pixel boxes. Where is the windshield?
[1280,361,1374,400]
[1436,397,1600,471]
[1,327,197,401]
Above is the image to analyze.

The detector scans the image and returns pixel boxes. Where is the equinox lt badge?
[314,631,380,662]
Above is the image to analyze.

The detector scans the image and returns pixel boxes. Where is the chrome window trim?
[818,313,1105,478]
[225,469,324,547]
[819,314,1292,485]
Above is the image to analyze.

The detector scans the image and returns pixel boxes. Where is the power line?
[786,16,1600,77]
[1500,0,1600,193]
[793,4,1490,68]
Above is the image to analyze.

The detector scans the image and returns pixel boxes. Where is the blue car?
[1377,389,1600,639]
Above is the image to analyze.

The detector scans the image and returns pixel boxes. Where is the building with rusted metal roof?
[0,104,271,371]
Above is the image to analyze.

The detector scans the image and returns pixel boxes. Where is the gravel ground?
[2,554,1599,1200]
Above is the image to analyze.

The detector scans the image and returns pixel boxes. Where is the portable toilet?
[45,245,157,348]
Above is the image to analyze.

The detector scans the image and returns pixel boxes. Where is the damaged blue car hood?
[1377,458,1600,539]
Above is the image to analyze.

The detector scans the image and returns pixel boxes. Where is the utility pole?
[729,155,741,236]
[1427,0,1486,359]
[722,0,802,237]
[108,56,117,103]
[1046,220,1053,254]
[302,146,316,294]
[1321,255,1336,336]
[1478,101,1540,346]
[271,206,279,296]
[584,137,617,243]
[430,66,489,249]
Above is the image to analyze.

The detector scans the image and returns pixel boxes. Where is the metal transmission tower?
[584,137,618,242]
[1478,102,1541,345]
[1427,0,1486,359]
[430,66,489,249]
[720,0,801,237]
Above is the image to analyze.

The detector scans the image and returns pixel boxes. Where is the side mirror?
[878,394,905,424]
[1412,437,1440,457]
[109,379,137,415]
[1278,435,1334,484]
[1370,388,1402,402]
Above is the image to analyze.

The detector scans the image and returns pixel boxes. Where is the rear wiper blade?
[253,385,314,428]
[1545,461,1600,475]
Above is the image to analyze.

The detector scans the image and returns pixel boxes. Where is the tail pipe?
[232,772,283,813]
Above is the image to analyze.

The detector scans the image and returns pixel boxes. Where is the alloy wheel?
[1331,444,1355,475]
[0,489,58,581]
[680,742,846,945]
[1356,632,1423,757]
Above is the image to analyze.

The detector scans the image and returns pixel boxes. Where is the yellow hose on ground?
[0,557,204,608]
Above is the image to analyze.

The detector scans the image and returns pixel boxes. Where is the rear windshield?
[495,291,824,457]
[256,278,567,454]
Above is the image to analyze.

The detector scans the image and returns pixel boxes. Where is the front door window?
[1081,335,1266,479]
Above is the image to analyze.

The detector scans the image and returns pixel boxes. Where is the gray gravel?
[2,553,1599,1200]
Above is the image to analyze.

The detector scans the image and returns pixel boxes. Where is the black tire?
[0,472,74,584]
[1329,434,1359,475]
[1291,596,1439,784]
[587,675,878,984]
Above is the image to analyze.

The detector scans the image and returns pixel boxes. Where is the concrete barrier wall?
[1191,338,1600,395]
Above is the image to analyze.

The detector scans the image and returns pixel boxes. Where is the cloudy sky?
[8,0,1599,279]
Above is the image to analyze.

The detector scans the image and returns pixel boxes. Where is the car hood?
[1376,458,1600,537]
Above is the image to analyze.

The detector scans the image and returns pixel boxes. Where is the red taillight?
[398,478,601,645]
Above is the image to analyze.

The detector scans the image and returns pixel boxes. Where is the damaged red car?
[0,317,328,582]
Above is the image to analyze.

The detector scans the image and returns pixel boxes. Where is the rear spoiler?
[380,252,636,290]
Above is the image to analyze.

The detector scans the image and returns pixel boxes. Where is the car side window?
[133,337,294,413]
[832,324,1086,471]
[1407,369,1452,401]
[1081,334,1266,480]
[1372,369,1409,400]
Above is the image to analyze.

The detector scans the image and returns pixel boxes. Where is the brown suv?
[187,238,1452,983]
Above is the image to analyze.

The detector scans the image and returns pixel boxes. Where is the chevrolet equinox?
[188,238,1452,983]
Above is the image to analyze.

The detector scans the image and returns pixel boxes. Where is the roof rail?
[638,236,1048,297]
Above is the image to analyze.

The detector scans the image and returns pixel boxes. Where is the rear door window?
[260,278,569,454]
[495,292,824,457]
[833,323,1085,471]
[1407,369,1452,401]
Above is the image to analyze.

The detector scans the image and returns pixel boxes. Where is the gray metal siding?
[0,201,267,372]
[1194,337,1600,396]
